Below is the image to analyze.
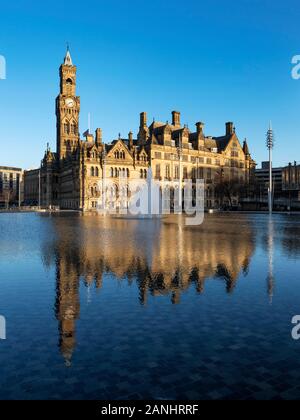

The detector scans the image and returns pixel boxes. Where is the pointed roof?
[243,139,250,155]
[64,47,73,66]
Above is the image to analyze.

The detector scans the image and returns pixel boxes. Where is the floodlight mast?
[266,122,274,214]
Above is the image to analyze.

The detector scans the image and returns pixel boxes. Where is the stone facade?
[24,49,255,211]
[0,166,23,207]
[282,162,300,203]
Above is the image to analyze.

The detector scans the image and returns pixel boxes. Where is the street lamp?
[266,122,274,214]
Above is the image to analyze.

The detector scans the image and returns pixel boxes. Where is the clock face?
[65,98,75,108]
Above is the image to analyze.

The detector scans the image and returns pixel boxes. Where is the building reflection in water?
[42,214,256,364]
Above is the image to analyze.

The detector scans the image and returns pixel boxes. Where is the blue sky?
[0,0,299,169]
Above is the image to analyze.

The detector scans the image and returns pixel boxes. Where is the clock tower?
[56,48,80,159]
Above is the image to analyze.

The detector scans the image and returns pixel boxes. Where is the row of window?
[140,169,148,179]
[155,165,206,180]
[110,168,130,178]
[90,167,150,179]
[155,165,246,182]
[63,122,78,135]
[154,153,224,166]
[114,151,126,160]
[64,139,77,146]
[113,151,147,162]
[90,167,100,177]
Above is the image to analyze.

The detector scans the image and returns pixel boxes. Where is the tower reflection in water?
[267,215,275,303]
[42,214,256,364]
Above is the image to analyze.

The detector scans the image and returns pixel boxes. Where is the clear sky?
[0,0,299,169]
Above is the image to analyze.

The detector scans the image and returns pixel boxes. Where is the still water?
[0,213,300,400]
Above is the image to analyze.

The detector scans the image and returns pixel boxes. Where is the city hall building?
[24,49,255,211]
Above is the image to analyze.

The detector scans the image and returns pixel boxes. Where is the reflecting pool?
[0,213,300,400]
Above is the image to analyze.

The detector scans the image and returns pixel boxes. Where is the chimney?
[140,112,147,128]
[86,134,94,143]
[128,131,133,150]
[172,111,181,127]
[226,122,234,136]
[95,128,102,146]
[196,122,205,136]
[84,130,94,143]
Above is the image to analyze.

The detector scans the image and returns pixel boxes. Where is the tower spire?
[64,46,73,66]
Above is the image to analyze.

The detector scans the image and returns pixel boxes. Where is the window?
[165,165,170,179]
[110,168,114,178]
[127,169,130,178]
[66,78,73,85]
[71,123,77,135]
[183,167,188,180]
[95,167,99,177]
[64,123,69,134]
[90,167,95,177]
[155,164,161,180]
[140,154,147,162]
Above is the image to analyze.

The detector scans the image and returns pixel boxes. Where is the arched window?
[140,169,144,179]
[91,167,95,177]
[71,123,77,135]
[110,168,114,178]
[66,78,73,85]
[114,168,118,178]
[144,169,147,179]
[127,169,130,178]
[183,167,188,180]
[122,168,126,178]
[165,165,170,179]
[64,123,69,134]
[95,167,99,177]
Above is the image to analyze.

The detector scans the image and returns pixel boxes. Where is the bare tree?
[215,175,246,209]
[3,189,11,209]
